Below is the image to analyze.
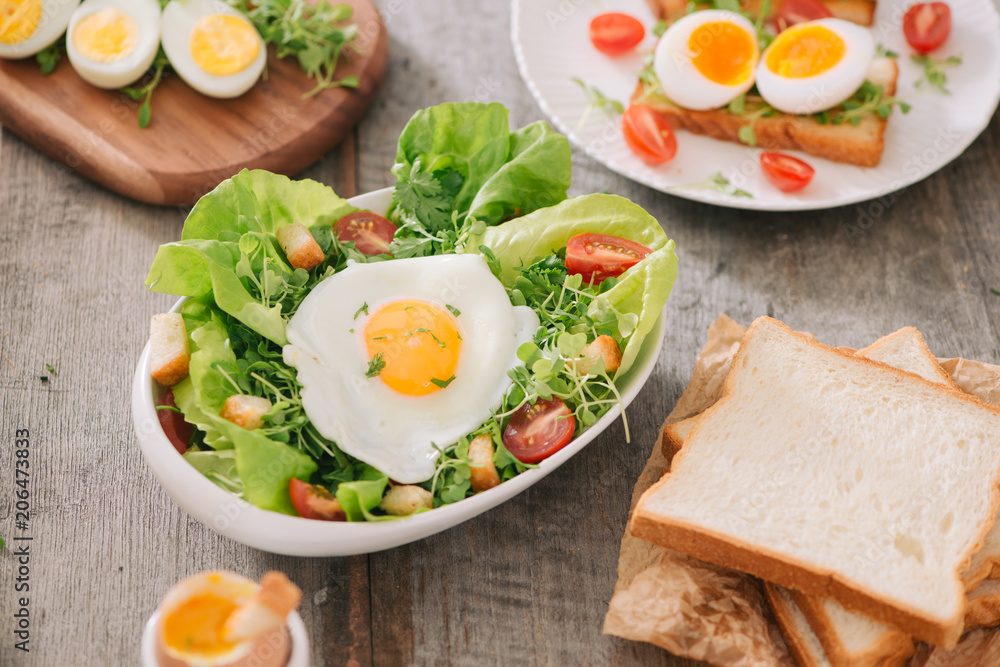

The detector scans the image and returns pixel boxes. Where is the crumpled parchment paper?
[604,314,1000,666]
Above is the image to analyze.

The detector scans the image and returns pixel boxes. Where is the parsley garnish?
[365,353,386,378]
[406,328,446,348]
[36,43,62,74]
[671,172,752,198]
[354,302,368,319]
[392,158,465,236]
[446,305,461,317]
[912,54,962,94]
[430,376,456,389]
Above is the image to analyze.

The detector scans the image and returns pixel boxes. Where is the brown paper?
[604,314,1000,667]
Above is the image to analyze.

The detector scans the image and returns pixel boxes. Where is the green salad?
[145,102,677,521]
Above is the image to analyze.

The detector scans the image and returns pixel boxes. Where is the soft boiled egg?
[160,0,265,99]
[283,254,539,484]
[653,10,759,111]
[0,0,79,59]
[756,18,874,115]
[66,0,161,89]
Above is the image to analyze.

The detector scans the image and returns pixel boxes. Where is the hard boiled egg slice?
[66,0,161,89]
[0,0,80,59]
[653,10,759,111]
[756,18,875,115]
[161,0,265,99]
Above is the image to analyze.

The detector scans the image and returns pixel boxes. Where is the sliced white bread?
[766,583,834,667]
[855,328,960,390]
[630,317,1000,647]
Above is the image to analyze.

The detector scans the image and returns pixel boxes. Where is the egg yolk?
[0,0,41,45]
[688,21,756,86]
[364,301,462,397]
[189,14,260,76]
[766,25,846,78]
[162,593,239,657]
[73,8,138,63]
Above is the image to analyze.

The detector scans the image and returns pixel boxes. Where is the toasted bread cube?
[220,394,272,430]
[150,313,190,387]
[380,485,433,516]
[575,335,622,376]
[468,434,500,493]
[276,223,324,270]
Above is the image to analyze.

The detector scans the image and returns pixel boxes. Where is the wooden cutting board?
[0,0,388,206]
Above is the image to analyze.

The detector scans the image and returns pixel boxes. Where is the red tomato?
[334,211,397,256]
[775,0,833,32]
[289,479,347,521]
[622,105,677,166]
[565,233,652,285]
[903,2,951,53]
[503,398,576,464]
[157,389,194,455]
[760,152,815,192]
[589,12,645,56]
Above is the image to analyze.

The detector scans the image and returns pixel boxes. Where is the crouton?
[468,434,500,493]
[220,394,272,430]
[276,223,325,270]
[150,313,190,387]
[575,335,623,376]
[380,485,433,516]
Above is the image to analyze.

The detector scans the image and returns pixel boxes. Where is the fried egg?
[66,0,161,89]
[756,18,874,115]
[160,0,265,99]
[283,254,539,484]
[653,10,759,111]
[0,0,79,59]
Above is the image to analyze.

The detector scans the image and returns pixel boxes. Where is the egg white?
[653,10,759,111]
[283,254,539,484]
[756,18,875,115]
[0,0,80,59]
[160,0,265,99]
[65,0,160,89]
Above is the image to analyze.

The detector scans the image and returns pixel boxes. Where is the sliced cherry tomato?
[760,152,815,192]
[903,2,951,53]
[622,105,677,166]
[503,398,576,464]
[334,211,397,256]
[565,233,652,285]
[157,389,194,455]
[774,0,833,32]
[289,479,347,521]
[589,12,645,56]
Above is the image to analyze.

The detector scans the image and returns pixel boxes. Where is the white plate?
[132,187,667,556]
[511,0,1000,211]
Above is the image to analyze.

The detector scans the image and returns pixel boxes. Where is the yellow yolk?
[73,8,138,63]
[162,592,239,657]
[688,21,756,86]
[364,301,462,397]
[0,0,41,45]
[766,24,846,78]
[189,14,260,76]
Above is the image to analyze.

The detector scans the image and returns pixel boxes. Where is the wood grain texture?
[0,0,999,665]
[0,0,388,207]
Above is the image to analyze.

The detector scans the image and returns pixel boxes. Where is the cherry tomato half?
[503,398,576,464]
[157,389,194,455]
[622,105,677,166]
[760,152,815,192]
[903,2,951,54]
[334,211,397,256]
[775,0,833,32]
[289,479,347,521]
[565,233,652,285]
[589,12,646,56]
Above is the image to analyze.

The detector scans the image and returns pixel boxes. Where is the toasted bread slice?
[631,317,1000,647]
[150,313,190,387]
[965,579,1000,631]
[645,0,876,26]
[634,58,898,167]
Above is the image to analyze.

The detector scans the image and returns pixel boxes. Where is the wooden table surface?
[1,1,999,665]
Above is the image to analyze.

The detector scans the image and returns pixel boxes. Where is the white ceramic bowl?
[140,609,309,667]
[132,187,666,556]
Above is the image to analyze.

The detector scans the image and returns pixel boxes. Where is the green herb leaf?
[354,302,368,319]
[45,363,56,375]
[671,172,753,198]
[652,19,668,37]
[876,44,899,59]
[912,53,962,94]
[446,304,461,317]
[36,44,63,74]
[430,376,456,389]
[991,288,1000,296]
[365,353,386,378]
[571,77,625,128]
[138,100,152,128]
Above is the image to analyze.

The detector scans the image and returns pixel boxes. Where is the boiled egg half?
[0,0,80,59]
[653,10,759,110]
[283,254,539,484]
[66,0,161,89]
[756,18,875,115]
[161,0,265,99]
